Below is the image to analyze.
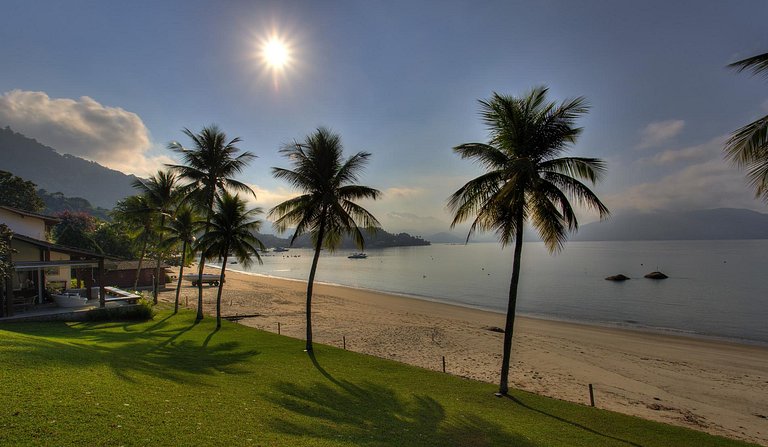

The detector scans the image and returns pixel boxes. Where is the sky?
[0,0,767,236]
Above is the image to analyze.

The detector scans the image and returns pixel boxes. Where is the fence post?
[588,384,595,407]
[343,336,346,350]
[277,322,281,335]
[442,356,446,373]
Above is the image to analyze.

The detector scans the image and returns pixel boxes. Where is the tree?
[448,87,609,396]
[131,170,181,303]
[0,170,44,212]
[52,211,99,251]
[196,192,264,328]
[163,206,199,314]
[0,224,13,283]
[725,52,768,203]
[112,195,155,290]
[167,125,256,321]
[269,128,381,352]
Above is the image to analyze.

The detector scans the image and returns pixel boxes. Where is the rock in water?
[644,271,668,279]
[605,274,630,281]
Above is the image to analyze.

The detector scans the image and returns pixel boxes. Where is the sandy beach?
[160,266,768,445]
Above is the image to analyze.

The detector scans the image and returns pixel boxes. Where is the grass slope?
[0,309,756,447]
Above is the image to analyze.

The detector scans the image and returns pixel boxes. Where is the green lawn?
[0,309,756,446]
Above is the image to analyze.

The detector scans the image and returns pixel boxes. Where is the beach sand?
[159,266,768,445]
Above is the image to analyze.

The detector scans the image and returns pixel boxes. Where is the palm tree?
[167,125,256,321]
[196,192,264,329]
[269,127,381,352]
[725,52,768,203]
[448,87,609,396]
[163,206,199,314]
[111,195,155,290]
[131,170,181,303]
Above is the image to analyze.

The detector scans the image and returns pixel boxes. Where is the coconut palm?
[111,195,155,290]
[163,206,199,314]
[167,125,256,321]
[269,128,381,352]
[195,192,264,328]
[726,52,768,203]
[131,170,181,303]
[449,87,609,396]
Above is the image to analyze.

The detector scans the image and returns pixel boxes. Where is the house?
[0,206,107,317]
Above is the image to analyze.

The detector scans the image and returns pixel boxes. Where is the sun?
[261,37,290,70]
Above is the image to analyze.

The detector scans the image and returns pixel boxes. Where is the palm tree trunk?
[134,237,148,291]
[174,239,187,314]
[153,214,167,304]
[305,214,326,352]
[196,197,215,321]
[215,250,228,329]
[499,213,525,396]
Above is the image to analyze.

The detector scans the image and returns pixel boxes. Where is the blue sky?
[1,0,767,235]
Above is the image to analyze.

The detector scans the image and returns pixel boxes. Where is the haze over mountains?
[0,126,136,208]
[1,126,766,241]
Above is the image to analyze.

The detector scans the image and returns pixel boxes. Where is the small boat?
[273,247,289,252]
[348,253,368,259]
[182,274,221,286]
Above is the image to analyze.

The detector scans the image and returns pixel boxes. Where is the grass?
[0,308,756,447]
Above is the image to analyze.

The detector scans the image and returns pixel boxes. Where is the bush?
[85,298,155,322]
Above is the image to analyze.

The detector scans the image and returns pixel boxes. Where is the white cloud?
[636,119,685,149]
[0,89,166,176]
[242,183,299,211]
[383,187,424,198]
[643,136,726,165]
[606,146,761,214]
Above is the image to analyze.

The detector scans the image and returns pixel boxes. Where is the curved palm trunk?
[215,250,228,329]
[499,213,525,396]
[133,236,149,291]
[174,239,187,314]
[153,214,167,304]
[305,215,326,352]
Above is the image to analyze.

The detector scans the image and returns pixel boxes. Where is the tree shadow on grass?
[0,316,258,384]
[506,395,644,447]
[265,352,535,447]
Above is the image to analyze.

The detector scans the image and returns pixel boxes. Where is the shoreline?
[208,263,768,348]
[161,265,768,445]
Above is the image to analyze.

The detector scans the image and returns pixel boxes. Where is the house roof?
[0,205,60,226]
[11,233,109,259]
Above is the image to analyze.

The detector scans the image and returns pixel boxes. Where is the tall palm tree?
[449,87,609,396]
[163,206,199,314]
[269,127,381,352]
[196,192,264,328]
[131,170,181,303]
[111,195,155,290]
[726,52,768,203]
[167,125,256,321]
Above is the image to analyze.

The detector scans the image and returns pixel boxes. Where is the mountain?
[257,228,430,249]
[0,126,138,208]
[573,208,768,241]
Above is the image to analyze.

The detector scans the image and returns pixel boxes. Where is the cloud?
[383,187,424,198]
[636,119,685,149]
[605,136,761,213]
[643,136,726,165]
[0,89,166,176]
[242,183,299,211]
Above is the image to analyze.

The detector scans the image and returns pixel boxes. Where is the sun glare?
[262,37,290,70]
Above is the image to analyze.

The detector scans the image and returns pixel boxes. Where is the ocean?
[218,240,768,345]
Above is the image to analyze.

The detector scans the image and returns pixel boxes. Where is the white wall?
[0,208,47,240]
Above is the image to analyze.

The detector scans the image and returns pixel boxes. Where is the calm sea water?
[218,240,768,344]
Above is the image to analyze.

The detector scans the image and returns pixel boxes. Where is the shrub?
[85,298,155,322]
